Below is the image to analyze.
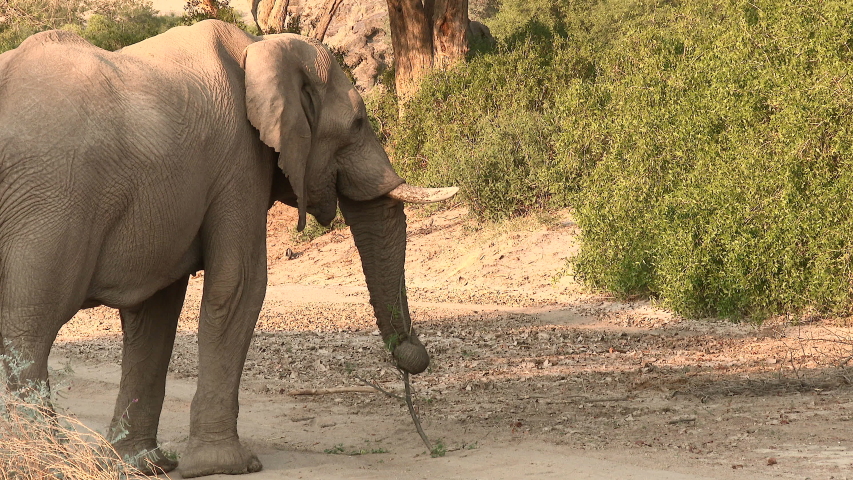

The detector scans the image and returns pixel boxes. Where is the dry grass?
[0,390,161,480]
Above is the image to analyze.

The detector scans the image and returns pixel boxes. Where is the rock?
[468,20,495,49]
[288,0,392,92]
[283,0,497,92]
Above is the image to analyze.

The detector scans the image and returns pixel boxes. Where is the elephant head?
[241,35,455,373]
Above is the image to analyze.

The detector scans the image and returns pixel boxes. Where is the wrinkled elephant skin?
[0,21,450,478]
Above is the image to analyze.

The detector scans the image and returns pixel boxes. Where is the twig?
[288,387,378,396]
[578,395,629,403]
[667,416,697,424]
[525,394,629,403]
[353,374,403,400]
[400,370,432,452]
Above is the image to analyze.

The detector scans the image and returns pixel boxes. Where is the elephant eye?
[351,116,364,133]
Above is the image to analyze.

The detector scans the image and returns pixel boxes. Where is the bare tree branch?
[313,0,343,42]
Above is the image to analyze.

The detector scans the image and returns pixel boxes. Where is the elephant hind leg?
[109,275,189,475]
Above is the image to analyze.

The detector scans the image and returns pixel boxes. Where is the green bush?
[291,211,347,244]
[0,0,79,51]
[0,0,262,54]
[370,0,662,221]
[0,0,179,53]
[371,35,575,221]
[181,0,259,34]
[570,0,853,319]
[67,8,179,50]
[371,0,853,319]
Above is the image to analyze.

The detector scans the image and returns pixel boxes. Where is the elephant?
[0,20,455,477]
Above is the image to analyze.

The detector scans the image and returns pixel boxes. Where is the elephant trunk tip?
[393,340,430,375]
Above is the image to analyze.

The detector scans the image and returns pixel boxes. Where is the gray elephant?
[0,20,454,477]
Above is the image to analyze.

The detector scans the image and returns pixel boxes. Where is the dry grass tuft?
[0,388,162,480]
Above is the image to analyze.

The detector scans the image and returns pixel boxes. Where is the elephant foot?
[179,437,262,478]
[112,438,178,475]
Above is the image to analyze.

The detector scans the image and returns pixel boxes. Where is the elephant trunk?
[338,195,429,374]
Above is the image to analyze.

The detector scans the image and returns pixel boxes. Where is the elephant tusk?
[386,184,459,204]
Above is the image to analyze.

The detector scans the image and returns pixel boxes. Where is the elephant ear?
[242,36,324,231]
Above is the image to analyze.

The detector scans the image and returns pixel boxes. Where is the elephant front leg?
[178,239,266,478]
[109,276,189,474]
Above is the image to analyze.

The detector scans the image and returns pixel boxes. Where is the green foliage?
[383,332,402,352]
[65,9,179,51]
[430,438,447,457]
[161,446,180,461]
[0,0,79,51]
[568,0,853,319]
[370,36,577,221]
[323,444,346,454]
[0,0,178,53]
[181,0,257,34]
[323,443,388,455]
[371,0,853,319]
[291,211,346,243]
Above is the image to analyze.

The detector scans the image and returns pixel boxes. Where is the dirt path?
[51,206,853,479]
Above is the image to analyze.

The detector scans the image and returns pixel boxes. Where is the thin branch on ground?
[288,387,379,395]
[353,374,403,400]
[837,353,853,368]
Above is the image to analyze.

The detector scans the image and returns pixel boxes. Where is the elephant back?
[15,29,93,50]
[0,30,114,158]
[0,29,98,93]
[119,20,257,76]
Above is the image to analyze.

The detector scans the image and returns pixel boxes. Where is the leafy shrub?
[181,0,258,34]
[0,0,80,51]
[67,7,179,50]
[291,211,347,244]
[570,0,853,319]
[370,35,577,221]
[0,0,179,52]
[371,0,853,319]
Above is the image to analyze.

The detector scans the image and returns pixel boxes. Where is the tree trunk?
[386,0,435,100]
[200,0,219,16]
[432,0,469,70]
[386,0,469,99]
[268,0,290,33]
[313,0,345,42]
[252,0,290,34]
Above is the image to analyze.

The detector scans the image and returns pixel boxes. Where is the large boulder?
[292,0,391,92]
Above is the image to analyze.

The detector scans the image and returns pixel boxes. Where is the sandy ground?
[51,204,853,480]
